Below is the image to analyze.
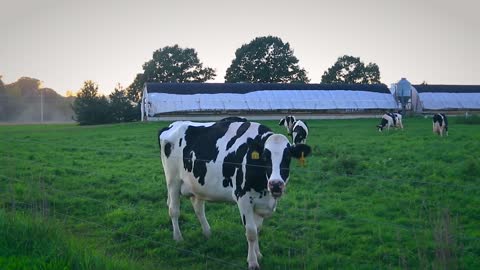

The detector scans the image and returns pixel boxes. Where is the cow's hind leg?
[190,197,211,238]
[167,180,183,241]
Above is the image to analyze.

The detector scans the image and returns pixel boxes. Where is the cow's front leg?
[254,214,264,260]
[238,199,260,270]
[190,197,211,238]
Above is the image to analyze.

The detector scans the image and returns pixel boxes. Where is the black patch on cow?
[164,142,172,158]
[179,138,182,147]
[226,121,251,150]
[387,113,397,126]
[232,129,272,199]
[258,124,270,136]
[158,126,172,156]
[222,177,233,188]
[293,124,307,144]
[182,121,232,185]
[223,143,248,189]
[262,149,273,179]
[242,214,246,226]
[220,116,247,122]
[280,147,291,181]
[378,118,388,130]
[236,141,269,199]
[235,166,245,198]
[433,113,449,132]
[433,113,443,125]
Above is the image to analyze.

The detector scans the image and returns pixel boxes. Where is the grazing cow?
[159,119,311,270]
[377,112,403,132]
[433,113,448,136]
[278,115,296,135]
[291,120,309,145]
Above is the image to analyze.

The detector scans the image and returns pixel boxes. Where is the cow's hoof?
[203,229,211,239]
[248,263,260,270]
[173,234,183,242]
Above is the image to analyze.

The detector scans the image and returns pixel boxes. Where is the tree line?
[125,36,381,103]
[2,35,382,125]
[0,76,74,122]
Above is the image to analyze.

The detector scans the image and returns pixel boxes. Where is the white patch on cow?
[265,134,288,183]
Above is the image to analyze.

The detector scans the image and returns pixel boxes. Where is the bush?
[72,81,138,125]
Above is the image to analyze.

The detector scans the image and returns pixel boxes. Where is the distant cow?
[433,113,448,136]
[291,120,309,144]
[377,112,403,132]
[159,119,311,270]
[279,115,296,135]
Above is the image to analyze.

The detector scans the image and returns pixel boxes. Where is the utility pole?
[40,88,44,123]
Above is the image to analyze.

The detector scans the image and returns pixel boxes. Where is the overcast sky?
[1,0,479,95]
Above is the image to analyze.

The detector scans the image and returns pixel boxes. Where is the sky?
[1,0,479,96]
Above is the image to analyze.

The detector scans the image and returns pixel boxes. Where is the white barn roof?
[143,83,399,117]
[413,85,480,110]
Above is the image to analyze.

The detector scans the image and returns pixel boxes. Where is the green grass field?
[1,117,479,269]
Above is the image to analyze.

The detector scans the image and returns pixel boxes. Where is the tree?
[225,36,310,83]
[127,45,216,102]
[109,84,138,123]
[321,55,381,84]
[72,81,112,125]
[0,75,4,90]
[0,75,6,121]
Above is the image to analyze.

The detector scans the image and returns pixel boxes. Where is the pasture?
[1,117,479,269]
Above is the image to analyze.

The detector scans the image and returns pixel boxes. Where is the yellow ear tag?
[251,151,260,160]
[299,151,306,167]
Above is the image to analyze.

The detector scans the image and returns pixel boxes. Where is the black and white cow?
[377,112,403,132]
[159,119,311,270]
[433,113,448,136]
[279,116,309,144]
[278,115,296,135]
[291,120,309,145]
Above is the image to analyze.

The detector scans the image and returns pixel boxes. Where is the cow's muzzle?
[268,180,285,198]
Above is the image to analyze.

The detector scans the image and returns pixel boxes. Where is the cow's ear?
[290,144,312,159]
[247,137,264,159]
[247,137,263,151]
[279,118,285,126]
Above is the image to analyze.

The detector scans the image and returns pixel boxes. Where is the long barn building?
[141,83,399,121]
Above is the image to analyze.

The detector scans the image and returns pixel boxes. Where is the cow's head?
[377,118,388,132]
[247,134,311,199]
[278,115,296,135]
